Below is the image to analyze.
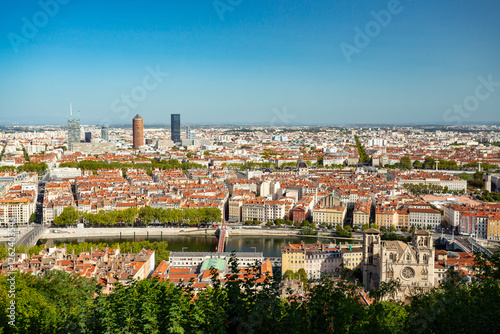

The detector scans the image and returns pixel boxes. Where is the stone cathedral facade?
[362,229,435,300]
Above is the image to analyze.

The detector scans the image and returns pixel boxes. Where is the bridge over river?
[15,226,47,248]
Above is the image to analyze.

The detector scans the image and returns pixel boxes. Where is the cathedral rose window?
[401,267,415,279]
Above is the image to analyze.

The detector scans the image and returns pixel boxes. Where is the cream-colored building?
[281,242,342,280]
[0,197,35,226]
[281,243,306,275]
[488,215,500,240]
[228,198,243,222]
[362,229,435,300]
[312,205,346,227]
[241,199,285,222]
[397,209,409,230]
[375,205,398,229]
[341,246,363,270]
[353,201,371,227]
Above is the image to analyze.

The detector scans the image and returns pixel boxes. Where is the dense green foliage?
[381,232,412,243]
[283,268,308,284]
[468,179,485,189]
[458,173,472,180]
[336,225,353,238]
[0,143,6,161]
[422,157,436,169]
[354,136,371,164]
[0,271,99,334]
[59,159,206,173]
[21,146,29,162]
[0,244,45,259]
[301,226,318,235]
[0,162,48,175]
[361,223,378,231]
[399,157,412,170]
[412,160,422,169]
[138,206,221,225]
[436,160,460,170]
[477,190,500,202]
[52,206,221,226]
[1,247,500,333]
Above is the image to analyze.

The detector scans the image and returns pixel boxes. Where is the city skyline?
[0,1,499,126]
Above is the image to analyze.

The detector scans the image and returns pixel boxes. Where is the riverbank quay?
[37,226,363,241]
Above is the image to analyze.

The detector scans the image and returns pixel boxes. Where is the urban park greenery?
[0,162,48,175]
[354,136,371,164]
[59,159,206,173]
[52,206,221,227]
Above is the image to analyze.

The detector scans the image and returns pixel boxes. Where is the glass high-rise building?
[171,114,181,144]
[67,109,81,145]
[101,124,109,142]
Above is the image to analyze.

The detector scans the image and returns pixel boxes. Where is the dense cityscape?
[1,0,500,333]
[0,112,499,332]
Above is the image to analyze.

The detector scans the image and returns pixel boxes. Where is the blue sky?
[0,0,499,125]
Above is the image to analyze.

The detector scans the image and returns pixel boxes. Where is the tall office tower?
[67,103,81,145]
[133,114,144,148]
[84,132,92,143]
[101,124,109,142]
[171,114,181,144]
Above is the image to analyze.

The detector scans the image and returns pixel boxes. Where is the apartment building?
[388,170,467,192]
[281,242,342,280]
[43,182,75,223]
[312,205,346,227]
[241,198,286,222]
[292,196,314,222]
[353,201,371,227]
[228,198,243,222]
[458,213,488,238]
[444,203,463,227]
[409,207,441,229]
[487,215,500,240]
[375,204,398,229]
[225,178,258,195]
[444,203,500,239]
[169,251,263,269]
[341,246,363,270]
[0,197,35,226]
[396,208,409,230]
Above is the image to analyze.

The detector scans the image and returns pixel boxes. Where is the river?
[38,235,351,258]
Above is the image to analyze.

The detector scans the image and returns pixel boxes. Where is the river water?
[39,235,350,258]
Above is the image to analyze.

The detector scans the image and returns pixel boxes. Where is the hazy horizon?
[1,0,499,126]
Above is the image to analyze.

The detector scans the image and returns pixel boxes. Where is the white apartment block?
[0,198,35,226]
[241,200,285,222]
[409,208,441,229]
[304,248,343,280]
[444,205,461,227]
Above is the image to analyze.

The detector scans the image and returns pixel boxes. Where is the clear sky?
[0,0,499,126]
